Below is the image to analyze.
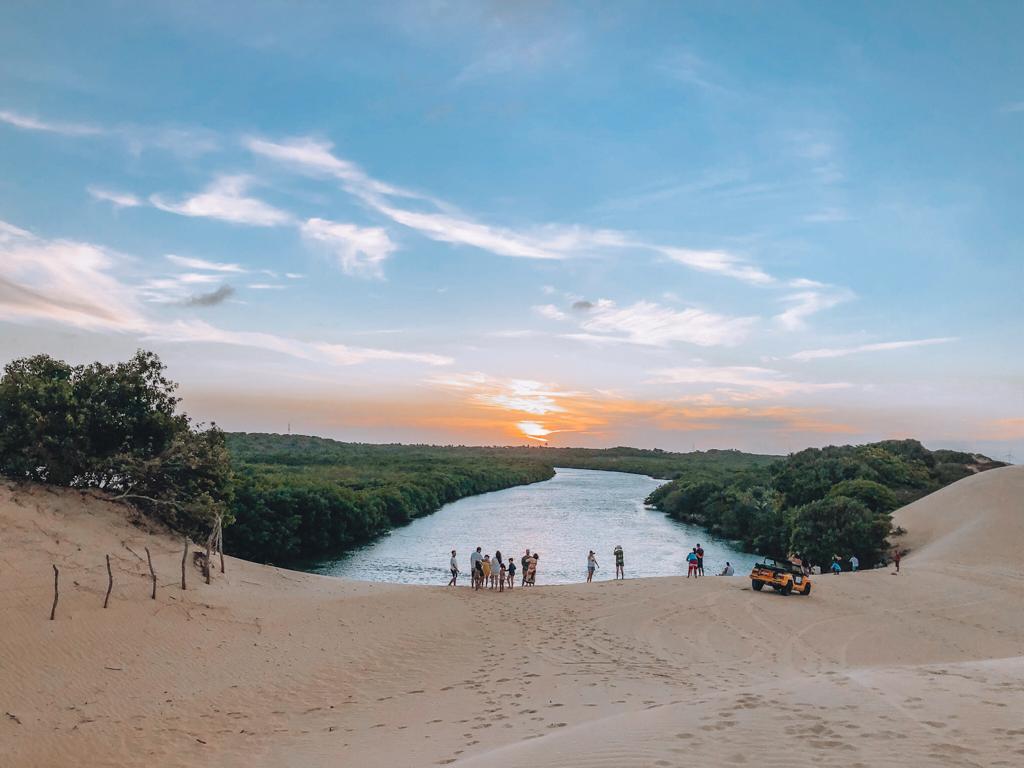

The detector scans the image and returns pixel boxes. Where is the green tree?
[788,496,891,567]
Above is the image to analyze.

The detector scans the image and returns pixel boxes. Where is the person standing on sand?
[506,558,516,589]
[849,554,859,572]
[893,549,901,573]
[831,559,842,575]
[448,549,459,586]
[587,551,599,583]
[527,553,539,585]
[482,555,492,589]
[614,545,625,579]
[696,544,705,576]
[493,551,504,590]
[521,549,531,587]
[499,558,507,592]
[686,549,699,577]
[471,547,483,590]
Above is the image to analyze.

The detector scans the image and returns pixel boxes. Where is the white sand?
[2,466,1023,767]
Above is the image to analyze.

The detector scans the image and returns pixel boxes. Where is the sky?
[1,1,1021,458]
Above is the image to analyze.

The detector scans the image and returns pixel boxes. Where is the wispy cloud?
[0,219,451,368]
[775,280,853,330]
[151,174,293,227]
[999,101,1024,113]
[300,217,396,278]
[658,246,774,285]
[533,304,568,321]
[657,49,724,93]
[166,254,247,273]
[87,185,142,208]
[559,298,756,348]
[0,108,104,137]
[649,364,851,400]
[183,285,235,307]
[791,337,957,361]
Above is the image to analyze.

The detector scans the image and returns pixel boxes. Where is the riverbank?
[2,466,1024,767]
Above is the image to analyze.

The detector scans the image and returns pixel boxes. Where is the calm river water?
[309,467,761,585]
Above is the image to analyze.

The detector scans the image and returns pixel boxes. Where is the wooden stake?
[103,554,113,609]
[181,538,188,590]
[204,538,212,585]
[145,547,156,600]
[50,565,59,621]
[217,518,225,575]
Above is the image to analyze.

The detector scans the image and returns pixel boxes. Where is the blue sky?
[1,1,1021,457]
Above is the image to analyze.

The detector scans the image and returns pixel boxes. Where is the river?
[308,467,761,585]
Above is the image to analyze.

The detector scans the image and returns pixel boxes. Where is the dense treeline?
[0,351,233,540]
[226,433,555,563]
[647,439,1006,567]
[224,434,778,564]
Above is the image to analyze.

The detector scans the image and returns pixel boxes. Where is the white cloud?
[802,207,850,223]
[151,175,293,227]
[791,337,957,361]
[87,186,142,208]
[0,109,104,137]
[429,372,575,415]
[775,283,853,330]
[0,219,451,368]
[567,299,756,347]
[649,364,850,399]
[0,221,145,330]
[533,304,568,321]
[300,217,397,278]
[165,254,246,273]
[658,246,774,285]
[247,283,286,290]
[285,273,305,279]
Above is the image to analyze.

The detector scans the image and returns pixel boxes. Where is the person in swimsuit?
[587,551,599,583]
[614,545,624,579]
[527,553,539,585]
[493,551,503,590]
[448,549,459,586]
[506,558,516,589]
[521,549,531,587]
[686,549,699,577]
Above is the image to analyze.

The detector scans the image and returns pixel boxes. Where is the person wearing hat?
[613,545,625,579]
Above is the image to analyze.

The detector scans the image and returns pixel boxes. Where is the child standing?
[506,558,516,589]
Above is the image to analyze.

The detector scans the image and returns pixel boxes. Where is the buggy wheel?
[780,582,793,596]
[751,579,764,591]
[802,583,812,596]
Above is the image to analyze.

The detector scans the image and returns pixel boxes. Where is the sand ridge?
[1,466,1023,767]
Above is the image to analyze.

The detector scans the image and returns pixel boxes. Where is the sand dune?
[2,466,1023,767]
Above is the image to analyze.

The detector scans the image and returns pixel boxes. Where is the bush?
[788,496,892,567]
[0,351,232,540]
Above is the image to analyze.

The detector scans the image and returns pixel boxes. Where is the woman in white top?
[587,551,599,583]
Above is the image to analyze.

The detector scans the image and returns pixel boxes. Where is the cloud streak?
[151,175,293,227]
[791,337,957,361]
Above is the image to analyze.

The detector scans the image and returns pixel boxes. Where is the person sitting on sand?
[587,550,599,583]
[614,545,624,579]
[506,558,516,589]
[482,555,492,589]
[448,549,459,586]
[521,549,531,587]
[719,562,734,576]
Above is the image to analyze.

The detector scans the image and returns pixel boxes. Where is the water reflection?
[309,467,761,585]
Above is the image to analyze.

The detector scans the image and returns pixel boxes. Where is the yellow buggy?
[750,558,812,596]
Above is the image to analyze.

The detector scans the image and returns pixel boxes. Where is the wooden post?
[50,565,59,620]
[217,518,225,575]
[103,554,113,609]
[181,538,188,590]
[145,547,156,600]
[204,538,212,585]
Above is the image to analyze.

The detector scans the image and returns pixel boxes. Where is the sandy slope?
[1,466,1023,768]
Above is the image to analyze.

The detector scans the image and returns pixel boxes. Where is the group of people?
[686,544,705,577]
[449,548,541,591]
[447,545,628,588]
[790,548,903,575]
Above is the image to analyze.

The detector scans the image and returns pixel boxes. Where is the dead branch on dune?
[145,546,157,599]
[103,554,113,609]
[181,538,188,590]
[50,565,59,620]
